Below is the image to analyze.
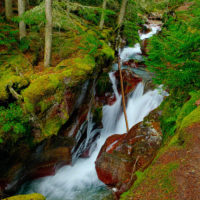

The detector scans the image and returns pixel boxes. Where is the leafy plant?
[146,22,200,92]
[79,33,102,55]
[0,17,18,48]
[0,103,30,143]
[123,0,141,45]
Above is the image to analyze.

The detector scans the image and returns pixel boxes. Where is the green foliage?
[187,0,200,29]
[0,17,18,48]
[147,1,200,141]
[79,33,102,55]
[147,22,200,91]
[123,0,141,45]
[19,37,30,52]
[0,103,30,143]
[13,2,45,26]
[96,72,113,96]
[135,0,184,14]
[70,0,102,6]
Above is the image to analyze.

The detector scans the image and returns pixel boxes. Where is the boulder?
[95,110,162,197]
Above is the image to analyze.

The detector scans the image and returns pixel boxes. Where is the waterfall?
[20,24,164,200]
[21,82,166,200]
[109,72,120,100]
[120,24,161,62]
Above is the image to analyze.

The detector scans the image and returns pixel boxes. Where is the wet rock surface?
[95,110,162,198]
[114,69,142,96]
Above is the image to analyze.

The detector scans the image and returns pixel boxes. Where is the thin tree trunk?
[99,0,107,30]
[5,0,13,20]
[26,0,30,9]
[118,56,129,133]
[117,0,128,27]
[44,0,52,68]
[18,0,27,40]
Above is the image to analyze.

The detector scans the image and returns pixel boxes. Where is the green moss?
[42,117,63,136]
[92,107,103,125]
[56,54,96,86]
[1,54,32,73]
[99,40,115,61]
[121,162,179,200]
[22,74,62,113]
[180,106,200,129]
[53,35,79,59]
[95,72,113,96]
[0,53,32,102]
[0,75,29,101]
[176,90,200,128]
[3,193,45,200]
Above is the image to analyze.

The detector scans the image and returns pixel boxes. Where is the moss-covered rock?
[3,193,45,200]
[0,53,32,102]
[22,74,63,113]
[176,90,200,128]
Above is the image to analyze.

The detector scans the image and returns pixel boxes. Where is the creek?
[20,24,163,200]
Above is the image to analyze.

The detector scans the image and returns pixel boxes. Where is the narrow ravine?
[20,23,163,200]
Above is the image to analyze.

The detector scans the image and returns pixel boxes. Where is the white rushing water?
[22,76,166,200]
[120,24,161,62]
[21,24,163,200]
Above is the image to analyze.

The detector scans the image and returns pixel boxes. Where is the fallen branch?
[131,156,140,181]
[8,85,23,101]
[118,56,129,133]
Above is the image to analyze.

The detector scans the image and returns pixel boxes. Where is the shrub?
[0,103,30,143]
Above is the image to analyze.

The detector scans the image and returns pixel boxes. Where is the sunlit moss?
[2,193,45,200]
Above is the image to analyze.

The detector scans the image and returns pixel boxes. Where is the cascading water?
[20,24,163,199]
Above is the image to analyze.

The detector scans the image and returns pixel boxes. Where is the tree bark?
[18,0,27,40]
[117,0,128,27]
[44,0,53,68]
[99,0,107,30]
[5,0,13,20]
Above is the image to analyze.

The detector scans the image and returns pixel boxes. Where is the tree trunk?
[99,0,107,30]
[118,0,128,27]
[5,0,13,20]
[18,0,27,40]
[44,0,52,68]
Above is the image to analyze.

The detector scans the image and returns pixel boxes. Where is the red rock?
[29,147,71,180]
[64,89,76,115]
[95,93,117,106]
[123,59,139,68]
[95,110,162,197]
[29,163,56,180]
[195,99,200,106]
[114,70,142,95]
[141,38,149,56]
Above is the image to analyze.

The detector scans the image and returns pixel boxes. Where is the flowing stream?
[20,24,162,200]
